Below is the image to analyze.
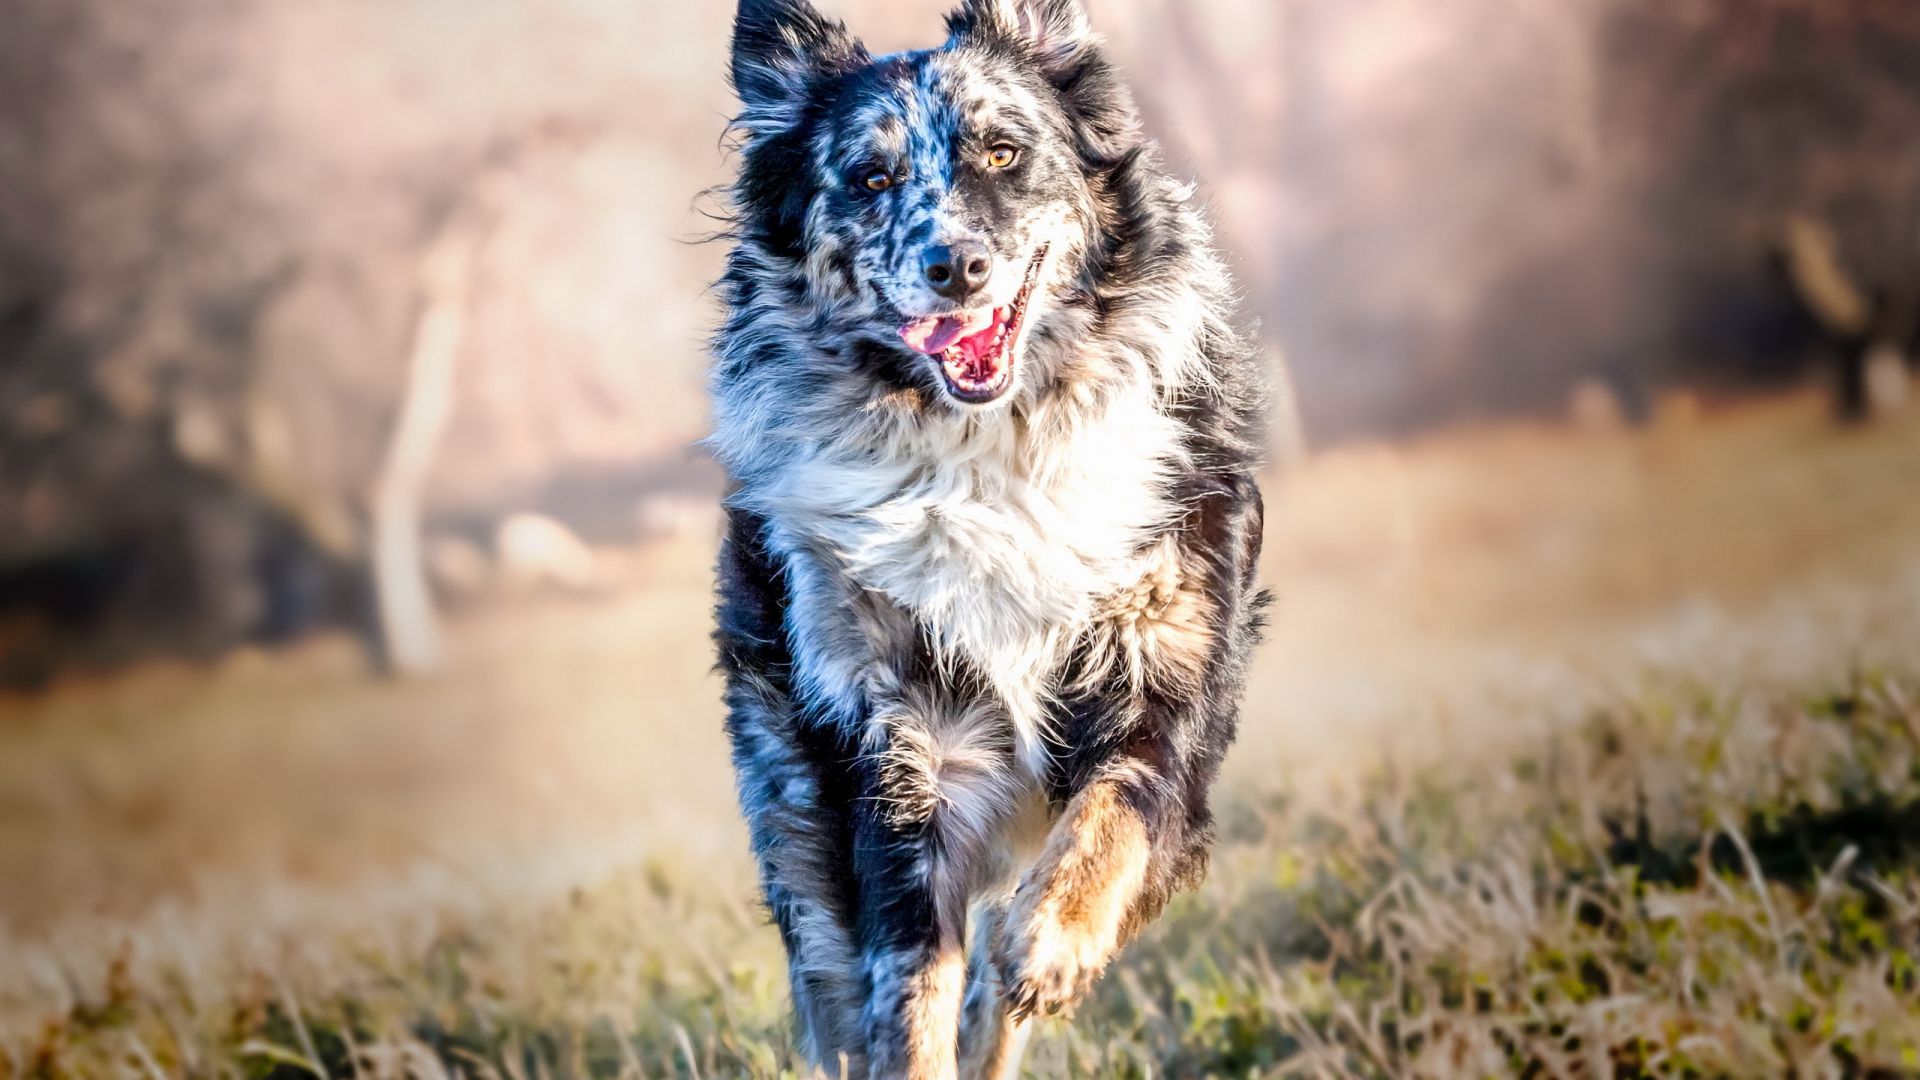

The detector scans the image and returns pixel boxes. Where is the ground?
[3,391,1919,1077]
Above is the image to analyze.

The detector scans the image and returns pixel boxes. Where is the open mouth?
[897,246,1049,404]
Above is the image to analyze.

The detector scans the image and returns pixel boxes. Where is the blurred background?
[4,0,1920,1071]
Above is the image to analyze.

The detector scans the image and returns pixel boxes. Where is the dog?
[708,1,1270,1075]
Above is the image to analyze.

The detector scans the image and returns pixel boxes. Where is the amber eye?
[985,144,1019,169]
[862,170,893,192]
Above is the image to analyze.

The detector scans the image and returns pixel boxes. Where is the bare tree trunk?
[1777,214,1902,424]
[363,122,604,676]
[367,200,493,677]
[1780,215,1870,338]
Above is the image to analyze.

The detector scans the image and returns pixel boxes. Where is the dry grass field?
[4,391,1920,1077]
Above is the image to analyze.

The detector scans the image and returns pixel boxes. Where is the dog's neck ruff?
[747,362,1180,631]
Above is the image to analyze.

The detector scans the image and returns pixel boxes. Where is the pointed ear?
[947,0,1094,73]
[731,0,865,120]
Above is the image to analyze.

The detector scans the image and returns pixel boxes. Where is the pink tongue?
[899,308,997,355]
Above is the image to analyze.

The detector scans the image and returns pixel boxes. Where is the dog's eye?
[861,170,893,192]
[985,144,1020,169]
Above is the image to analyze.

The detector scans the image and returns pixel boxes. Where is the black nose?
[923,240,993,300]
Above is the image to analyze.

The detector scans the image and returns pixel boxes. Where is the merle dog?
[708,1,1270,1074]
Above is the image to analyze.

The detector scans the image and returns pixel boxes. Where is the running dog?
[709,1,1270,1075]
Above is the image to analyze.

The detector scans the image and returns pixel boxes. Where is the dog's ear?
[731,0,865,122]
[947,0,1094,74]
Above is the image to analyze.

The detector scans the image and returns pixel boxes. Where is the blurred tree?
[0,0,726,679]
[1116,0,1920,438]
[1605,0,1920,418]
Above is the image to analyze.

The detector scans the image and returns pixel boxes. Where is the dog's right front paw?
[992,892,1114,1022]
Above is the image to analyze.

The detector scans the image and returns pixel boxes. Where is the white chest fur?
[740,382,1189,762]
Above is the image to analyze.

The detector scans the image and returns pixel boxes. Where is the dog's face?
[729,0,1137,410]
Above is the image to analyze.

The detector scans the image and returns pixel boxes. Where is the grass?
[1121,677,1920,1077]
[4,391,1920,1077]
[15,675,1920,1077]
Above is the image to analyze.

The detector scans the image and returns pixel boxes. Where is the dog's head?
[728,0,1139,409]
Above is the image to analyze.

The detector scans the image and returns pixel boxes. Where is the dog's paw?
[992,897,1114,1023]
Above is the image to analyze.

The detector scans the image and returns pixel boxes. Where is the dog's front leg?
[991,766,1158,1022]
[853,759,967,1079]
[995,472,1267,1022]
[957,900,1033,1080]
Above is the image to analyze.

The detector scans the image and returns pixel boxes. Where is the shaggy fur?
[709,1,1270,1075]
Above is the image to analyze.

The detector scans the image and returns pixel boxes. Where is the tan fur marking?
[995,782,1152,1017]
[902,946,967,1080]
[959,1003,1030,1080]
[959,904,1032,1080]
[865,386,929,416]
[1081,537,1215,695]
[962,1018,1030,1080]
